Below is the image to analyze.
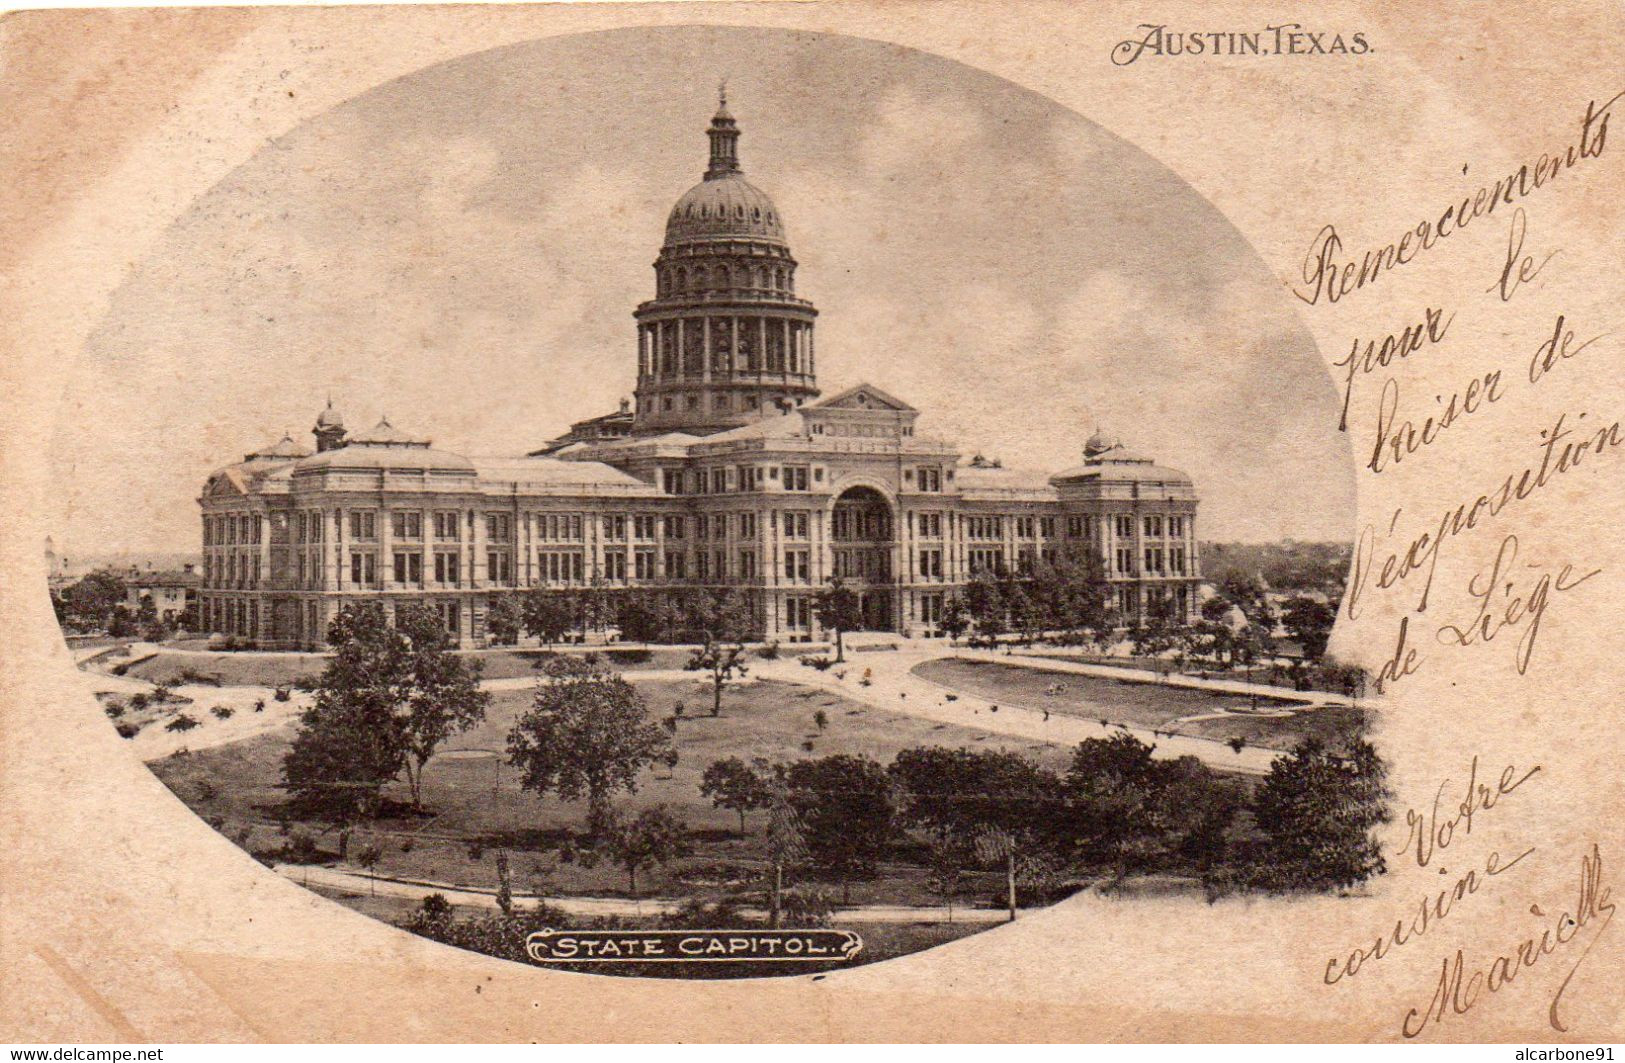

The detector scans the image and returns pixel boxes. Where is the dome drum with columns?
[194,95,1202,650]
[632,92,819,436]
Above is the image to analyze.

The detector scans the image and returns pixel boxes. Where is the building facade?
[197,99,1201,649]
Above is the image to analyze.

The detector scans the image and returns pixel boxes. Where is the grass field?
[124,645,738,688]
[151,675,1073,908]
[910,658,1366,753]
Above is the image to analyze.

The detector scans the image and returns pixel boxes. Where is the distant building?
[122,565,201,627]
[195,97,1201,649]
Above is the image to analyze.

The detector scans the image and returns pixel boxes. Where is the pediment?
[813,383,916,413]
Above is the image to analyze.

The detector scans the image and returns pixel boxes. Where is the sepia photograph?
[46,25,1384,978]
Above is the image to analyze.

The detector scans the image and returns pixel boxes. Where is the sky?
[49,25,1355,555]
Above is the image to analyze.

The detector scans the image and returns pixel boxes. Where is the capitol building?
[197,98,1201,649]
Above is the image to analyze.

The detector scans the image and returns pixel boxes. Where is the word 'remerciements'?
[1294,90,1620,308]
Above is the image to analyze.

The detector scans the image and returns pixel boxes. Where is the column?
[378,506,392,591]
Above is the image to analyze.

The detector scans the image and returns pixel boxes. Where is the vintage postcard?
[1,0,1622,1044]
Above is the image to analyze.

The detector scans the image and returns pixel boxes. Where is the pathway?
[277,862,1023,925]
[756,645,1285,775]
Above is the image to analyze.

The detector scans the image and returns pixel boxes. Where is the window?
[712,468,729,494]
[439,602,460,636]
[604,515,626,542]
[434,552,460,585]
[1171,548,1187,575]
[393,551,423,584]
[1016,516,1036,539]
[391,511,423,540]
[1144,515,1164,537]
[920,593,944,626]
[486,514,513,542]
[663,469,685,495]
[1067,515,1086,538]
[540,551,583,583]
[737,465,760,492]
[696,552,710,580]
[712,518,728,542]
[634,549,657,580]
[917,466,942,492]
[1169,516,1185,537]
[783,511,809,539]
[633,515,657,540]
[350,511,377,541]
[349,551,376,585]
[739,550,757,579]
[739,512,757,539]
[784,548,810,582]
[604,552,626,581]
[663,515,686,539]
[487,550,512,584]
[968,547,1003,575]
[918,548,943,579]
[1115,514,1135,538]
[917,512,943,539]
[1041,516,1056,539]
[783,465,809,491]
[665,551,687,579]
[1116,547,1135,575]
[785,596,811,630]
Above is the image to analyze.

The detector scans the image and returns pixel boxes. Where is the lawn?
[910,657,1365,753]
[150,675,1073,908]
[122,645,725,688]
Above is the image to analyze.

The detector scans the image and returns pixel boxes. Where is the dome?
[316,398,344,429]
[665,175,786,245]
[244,434,311,462]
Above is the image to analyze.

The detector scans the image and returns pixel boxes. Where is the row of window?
[655,262,793,298]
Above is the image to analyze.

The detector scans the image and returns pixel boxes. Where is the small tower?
[313,398,347,452]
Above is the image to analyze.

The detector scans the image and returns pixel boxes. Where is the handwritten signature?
[1401,844,1614,1037]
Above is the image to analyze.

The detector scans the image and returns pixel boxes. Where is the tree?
[1236,737,1390,893]
[1220,572,1276,631]
[1032,545,1112,644]
[282,602,487,819]
[521,590,576,647]
[963,569,1006,642]
[699,756,772,834]
[485,593,523,646]
[393,605,490,810]
[685,638,750,717]
[786,755,897,903]
[616,589,671,644]
[940,595,970,644]
[890,747,1063,920]
[1281,595,1337,660]
[506,655,673,835]
[58,570,127,632]
[599,806,691,898]
[1060,732,1163,882]
[812,578,862,662]
[925,835,974,923]
[764,772,807,928]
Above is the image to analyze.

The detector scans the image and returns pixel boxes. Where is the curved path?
[278,862,1023,925]
[755,646,1287,775]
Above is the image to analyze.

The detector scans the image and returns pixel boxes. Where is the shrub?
[103,702,125,719]
[800,655,833,671]
[152,683,174,702]
[128,692,150,711]
[165,713,199,732]
[286,828,321,863]
[605,648,652,665]
[211,705,235,720]
[755,641,781,660]
[195,779,219,801]
[115,722,142,739]
[273,687,292,702]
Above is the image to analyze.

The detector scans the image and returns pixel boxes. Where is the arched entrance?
[831,485,896,631]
